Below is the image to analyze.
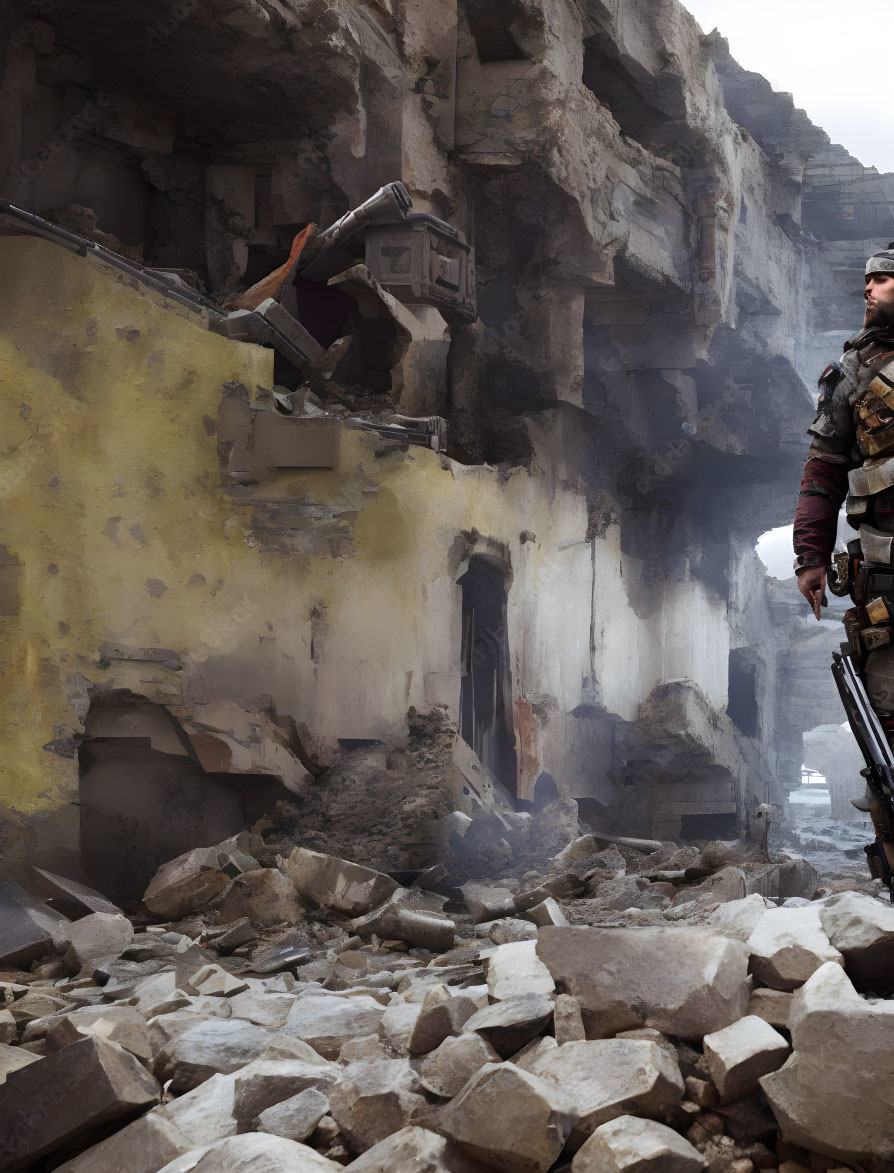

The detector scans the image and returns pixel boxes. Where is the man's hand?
[797,565,827,620]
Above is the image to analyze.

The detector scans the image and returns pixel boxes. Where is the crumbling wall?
[0,0,873,857]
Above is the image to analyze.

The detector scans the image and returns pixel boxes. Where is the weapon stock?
[831,652,894,900]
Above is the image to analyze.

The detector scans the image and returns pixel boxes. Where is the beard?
[865,299,894,330]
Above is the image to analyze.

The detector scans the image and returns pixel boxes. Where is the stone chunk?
[530,1039,684,1145]
[747,988,792,1029]
[702,1015,789,1102]
[408,986,477,1055]
[233,1058,339,1123]
[553,993,586,1044]
[487,918,538,944]
[487,940,555,1000]
[746,906,843,991]
[461,882,516,924]
[760,961,894,1162]
[0,1043,39,1085]
[465,994,553,1058]
[344,1125,492,1172]
[537,927,749,1038]
[522,898,568,928]
[53,1112,195,1173]
[418,1033,501,1098]
[328,1056,427,1152]
[0,1009,15,1044]
[0,1036,160,1171]
[191,963,250,998]
[572,1114,706,1172]
[819,890,894,991]
[440,1061,577,1173]
[282,849,398,917]
[777,857,819,901]
[257,1087,330,1141]
[383,907,455,952]
[158,1133,340,1171]
[46,1004,153,1061]
[213,870,304,927]
[143,847,230,920]
[29,867,122,918]
[284,994,387,1059]
[56,911,134,972]
[0,880,70,968]
[155,1018,325,1091]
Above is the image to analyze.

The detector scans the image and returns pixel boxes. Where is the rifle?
[831,651,894,901]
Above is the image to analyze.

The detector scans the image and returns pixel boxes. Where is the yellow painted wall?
[0,234,597,855]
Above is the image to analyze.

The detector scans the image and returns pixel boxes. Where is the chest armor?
[851,343,894,459]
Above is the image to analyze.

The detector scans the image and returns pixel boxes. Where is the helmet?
[866,243,894,278]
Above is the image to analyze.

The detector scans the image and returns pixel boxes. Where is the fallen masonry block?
[702,1014,789,1101]
[418,1033,501,1098]
[488,918,538,944]
[233,1058,339,1124]
[228,990,298,1030]
[510,1036,558,1073]
[282,848,399,916]
[190,963,250,998]
[53,1112,196,1173]
[46,1004,153,1061]
[537,927,749,1038]
[212,869,304,927]
[56,912,135,973]
[328,1056,428,1151]
[487,940,555,1000]
[155,1132,341,1171]
[746,906,843,991]
[377,1000,421,1054]
[818,890,894,991]
[465,994,554,1058]
[553,993,586,1044]
[530,1039,684,1147]
[408,985,477,1054]
[0,1043,40,1085]
[461,882,516,924]
[283,994,387,1058]
[746,988,792,1030]
[143,847,231,920]
[776,857,818,901]
[572,1113,706,1172]
[0,880,70,968]
[29,867,122,918]
[440,1061,578,1173]
[522,898,568,928]
[0,1035,160,1171]
[760,961,894,1163]
[257,1087,330,1141]
[155,1017,328,1091]
[343,1125,493,1171]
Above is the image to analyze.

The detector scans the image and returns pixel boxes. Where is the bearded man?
[794,245,894,893]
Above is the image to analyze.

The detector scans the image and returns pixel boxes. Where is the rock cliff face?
[0,0,887,870]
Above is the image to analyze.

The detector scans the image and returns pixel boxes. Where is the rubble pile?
[1,808,892,1173]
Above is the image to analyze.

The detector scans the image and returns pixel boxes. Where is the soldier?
[794,244,894,892]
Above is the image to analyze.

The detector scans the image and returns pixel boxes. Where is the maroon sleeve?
[793,451,851,574]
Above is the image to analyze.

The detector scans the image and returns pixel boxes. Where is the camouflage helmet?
[866,243,894,278]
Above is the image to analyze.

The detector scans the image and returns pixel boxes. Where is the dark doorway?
[727,648,759,738]
[458,556,518,794]
[79,698,286,903]
[680,812,738,840]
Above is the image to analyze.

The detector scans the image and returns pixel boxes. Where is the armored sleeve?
[793,362,855,574]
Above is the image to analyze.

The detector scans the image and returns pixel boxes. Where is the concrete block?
[282,849,399,917]
[702,1015,790,1101]
[0,1036,160,1171]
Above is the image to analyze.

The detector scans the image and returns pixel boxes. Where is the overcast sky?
[682,0,894,173]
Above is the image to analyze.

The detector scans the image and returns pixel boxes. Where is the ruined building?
[2,0,893,894]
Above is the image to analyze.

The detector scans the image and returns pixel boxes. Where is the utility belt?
[829,539,894,664]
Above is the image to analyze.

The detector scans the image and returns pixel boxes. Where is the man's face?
[865,273,894,328]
